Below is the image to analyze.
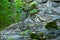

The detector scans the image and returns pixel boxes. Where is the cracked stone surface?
[1,0,60,40]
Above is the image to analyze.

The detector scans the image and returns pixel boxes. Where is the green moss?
[30,32,40,39]
[30,32,47,40]
[7,38,13,40]
[39,32,44,37]
[45,21,58,29]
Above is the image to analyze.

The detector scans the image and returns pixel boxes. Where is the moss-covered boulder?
[45,20,58,29]
[30,32,40,39]
[39,32,44,37]
[45,19,60,30]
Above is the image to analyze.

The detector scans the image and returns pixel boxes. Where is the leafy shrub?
[0,0,21,30]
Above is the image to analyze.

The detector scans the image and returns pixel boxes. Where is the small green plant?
[30,1,38,8]
[7,38,13,40]
[29,9,38,13]
[29,9,39,16]
[39,32,44,37]
[20,2,27,10]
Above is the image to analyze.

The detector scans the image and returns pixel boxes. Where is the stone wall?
[1,0,60,40]
[52,0,60,1]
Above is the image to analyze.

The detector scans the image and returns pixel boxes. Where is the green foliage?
[21,2,30,11]
[0,0,38,31]
[20,1,38,11]
[30,1,38,8]
[29,9,38,13]
[7,38,13,40]
[29,9,38,16]
[0,0,22,31]
[19,1,38,17]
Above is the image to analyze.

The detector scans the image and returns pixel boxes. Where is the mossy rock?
[30,32,40,39]
[45,20,58,29]
[45,19,60,30]
[39,32,44,37]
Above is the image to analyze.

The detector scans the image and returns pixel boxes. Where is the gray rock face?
[1,0,60,40]
[37,14,51,22]
[21,11,28,21]
[55,30,60,36]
